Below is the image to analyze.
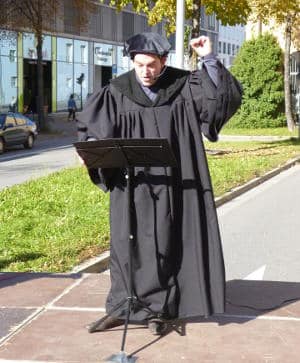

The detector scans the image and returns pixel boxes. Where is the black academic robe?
[77,64,242,321]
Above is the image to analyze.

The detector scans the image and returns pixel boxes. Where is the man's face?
[133,53,167,86]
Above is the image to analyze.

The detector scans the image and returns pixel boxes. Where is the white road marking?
[243,265,266,280]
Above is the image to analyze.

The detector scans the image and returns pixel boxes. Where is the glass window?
[123,12,134,41]
[223,42,226,54]
[218,41,222,53]
[167,52,178,68]
[116,45,130,76]
[0,31,17,57]
[208,14,216,30]
[0,115,5,127]
[74,39,88,64]
[56,61,73,111]
[9,50,16,62]
[15,116,26,126]
[5,116,16,127]
[23,32,51,60]
[42,35,52,60]
[74,63,89,103]
[57,37,73,62]
[232,44,236,55]
[0,55,18,111]
[80,45,86,63]
[94,43,113,66]
[11,76,17,88]
[228,43,231,55]
[66,43,73,63]
[66,77,72,88]
[23,33,36,59]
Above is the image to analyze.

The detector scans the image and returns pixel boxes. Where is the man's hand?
[190,36,212,58]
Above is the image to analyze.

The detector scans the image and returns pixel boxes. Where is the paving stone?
[0,272,83,307]
[0,308,36,341]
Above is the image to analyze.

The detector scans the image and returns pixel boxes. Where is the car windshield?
[0,115,5,128]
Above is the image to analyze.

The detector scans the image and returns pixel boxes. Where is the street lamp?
[76,73,84,110]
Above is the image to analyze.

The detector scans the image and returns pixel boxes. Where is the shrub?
[229,34,285,128]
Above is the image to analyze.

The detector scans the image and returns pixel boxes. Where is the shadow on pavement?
[0,271,82,288]
[180,279,300,327]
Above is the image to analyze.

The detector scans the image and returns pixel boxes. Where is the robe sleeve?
[189,61,242,142]
[76,86,120,192]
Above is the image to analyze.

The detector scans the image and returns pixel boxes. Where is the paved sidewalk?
[0,270,300,362]
[39,113,78,141]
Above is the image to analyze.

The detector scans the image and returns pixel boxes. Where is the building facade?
[218,23,245,68]
[0,2,238,114]
[0,2,168,113]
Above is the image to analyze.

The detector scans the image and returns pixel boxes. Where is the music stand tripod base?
[105,351,137,363]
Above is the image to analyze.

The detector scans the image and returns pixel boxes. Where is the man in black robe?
[77,32,242,335]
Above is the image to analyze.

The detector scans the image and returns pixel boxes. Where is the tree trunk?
[189,1,201,70]
[36,33,45,130]
[284,16,295,131]
[258,17,262,35]
[36,0,45,131]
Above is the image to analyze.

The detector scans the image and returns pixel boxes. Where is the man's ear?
[161,56,167,66]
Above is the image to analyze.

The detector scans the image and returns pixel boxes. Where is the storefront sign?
[94,43,113,66]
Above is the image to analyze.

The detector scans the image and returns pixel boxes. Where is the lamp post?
[175,0,185,69]
[76,73,84,111]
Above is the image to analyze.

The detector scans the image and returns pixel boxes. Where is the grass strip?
[207,139,300,196]
[221,126,299,137]
[0,167,109,272]
[1,139,300,272]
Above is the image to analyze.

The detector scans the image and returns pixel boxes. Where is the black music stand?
[74,138,177,363]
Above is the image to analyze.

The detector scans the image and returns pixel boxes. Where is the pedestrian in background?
[67,94,77,121]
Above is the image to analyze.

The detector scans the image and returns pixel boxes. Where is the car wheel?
[24,134,34,149]
[0,138,4,154]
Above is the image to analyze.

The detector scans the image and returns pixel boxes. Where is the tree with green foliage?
[248,0,300,130]
[229,34,285,128]
[105,0,250,68]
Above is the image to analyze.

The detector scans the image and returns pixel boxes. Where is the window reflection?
[66,43,73,63]
[74,40,88,64]
[23,32,51,60]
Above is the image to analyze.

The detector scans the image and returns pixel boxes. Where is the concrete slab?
[0,310,299,362]
[1,272,300,362]
[0,308,36,340]
[0,273,82,307]
[54,273,110,308]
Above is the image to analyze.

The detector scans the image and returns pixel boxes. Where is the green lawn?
[1,138,300,273]
[207,139,300,196]
[0,168,110,272]
[221,125,299,137]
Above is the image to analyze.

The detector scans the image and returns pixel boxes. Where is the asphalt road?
[0,135,79,190]
[218,164,300,283]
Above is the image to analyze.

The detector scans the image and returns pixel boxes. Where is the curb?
[215,155,300,207]
[73,155,300,274]
[71,251,110,274]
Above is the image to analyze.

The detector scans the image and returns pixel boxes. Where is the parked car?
[0,112,38,154]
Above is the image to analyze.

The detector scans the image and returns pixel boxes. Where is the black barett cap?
[124,32,171,58]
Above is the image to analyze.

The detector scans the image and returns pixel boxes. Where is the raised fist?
[190,36,212,57]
